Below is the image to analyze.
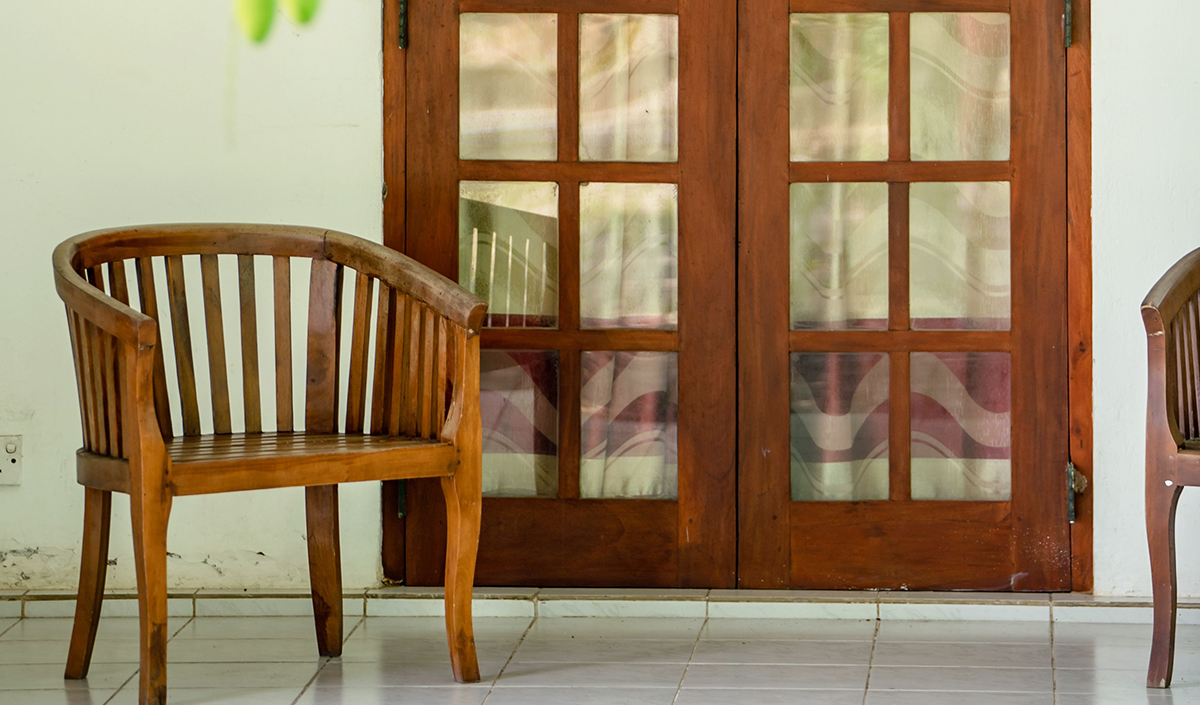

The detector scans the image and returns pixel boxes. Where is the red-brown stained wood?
[345,271,375,434]
[888,12,910,163]
[388,294,410,437]
[405,301,424,436]
[888,352,911,501]
[306,259,344,435]
[135,258,173,438]
[274,256,294,433]
[371,286,396,435]
[238,255,263,434]
[434,319,449,435]
[200,255,233,435]
[459,0,677,11]
[557,350,581,500]
[383,0,406,253]
[164,255,201,436]
[458,161,678,184]
[64,487,113,679]
[305,484,343,657]
[790,161,1011,183]
[558,13,580,163]
[419,306,437,439]
[381,479,406,582]
[888,182,910,331]
[790,330,1010,352]
[558,181,581,334]
[792,0,1008,10]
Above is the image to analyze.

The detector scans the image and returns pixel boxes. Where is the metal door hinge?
[1064,0,1073,48]
[1067,461,1088,522]
[398,0,408,49]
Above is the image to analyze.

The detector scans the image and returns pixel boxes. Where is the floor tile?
[0,692,123,705]
[865,692,1054,705]
[0,617,191,642]
[537,600,708,619]
[354,617,533,642]
[297,686,490,705]
[340,635,518,664]
[699,619,876,642]
[867,666,1054,692]
[1053,622,1156,646]
[107,686,304,705]
[680,663,868,690]
[690,639,873,665]
[876,620,1050,643]
[0,618,18,636]
[164,638,329,663]
[495,662,687,688]
[0,662,137,690]
[0,639,141,664]
[707,602,876,620]
[1051,641,1197,670]
[314,660,504,688]
[512,638,696,664]
[879,603,1050,622]
[484,687,678,705]
[171,617,353,641]
[871,641,1052,668]
[1057,694,1182,705]
[676,689,864,705]
[1055,668,1163,694]
[523,618,703,641]
[164,661,325,689]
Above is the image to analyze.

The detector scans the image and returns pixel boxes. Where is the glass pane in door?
[481,350,560,497]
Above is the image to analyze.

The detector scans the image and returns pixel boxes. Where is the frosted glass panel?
[790,182,888,330]
[460,13,557,161]
[579,14,678,162]
[459,181,559,328]
[791,353,889,501]
[580,182,678,330]
[911,13,1010,161]
[910,182,1010,330]
[911,352,1010,500]
[790,13,889,162]
[481,350,559,498]
[581,351,678,499]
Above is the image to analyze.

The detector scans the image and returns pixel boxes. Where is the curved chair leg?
[306,484,343,657]
[132,493,172,705]
[1148,480,1182,688]
[441,468,481,684]
[65,488,113,679]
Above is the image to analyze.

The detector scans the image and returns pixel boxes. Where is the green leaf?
[282,0,320,25]
[234,0,276,43]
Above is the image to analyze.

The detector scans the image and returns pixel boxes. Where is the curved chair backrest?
[1143,247,1200,452]
[53,224,486,459]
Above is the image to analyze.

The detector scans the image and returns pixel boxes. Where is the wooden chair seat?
[77,433,457,496]
[53,224,487,705]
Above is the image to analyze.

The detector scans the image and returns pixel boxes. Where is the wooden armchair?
[1142,247,1200,688]
[52,224,487,705]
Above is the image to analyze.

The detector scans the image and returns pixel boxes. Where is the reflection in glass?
[790,182,888,330]
[480,350,559,497]
[910,182,1010,330]
[911,352,1010,500]
[581,351,678,499]
[459,181,559,328]
[580,182,678,330]
[911,13,1010,161]
[580,14,678,162]
[790,13,889,162]
[460,13,558,161]
[791,353,889,501]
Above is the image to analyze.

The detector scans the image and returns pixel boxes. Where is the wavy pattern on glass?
[460,13,558,161]
[459,181,559,328]
[481,350,560,497]
[790,182,888,330]
[911,13,1010,161]
[790,13,889,162]
[581,351,678,499]
[579,14,678,163]
[791,353,889,501]
[911,352,1010,500]
[580,182,678,330]
[910,181,1010,330]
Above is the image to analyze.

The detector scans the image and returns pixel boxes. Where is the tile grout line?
[861,611,882,705]
[0,616,18,639]
[101,669,140,705]
[670,614,707,704]
[480,612,539,703]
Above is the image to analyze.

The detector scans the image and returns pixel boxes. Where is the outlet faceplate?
[0,435,21,485]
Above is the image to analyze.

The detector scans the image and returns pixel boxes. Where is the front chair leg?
[441,470,481,684]
[65,487,113,679]
[1148,480,1183,688]
[306,484,343,657]
[132,493,171,705]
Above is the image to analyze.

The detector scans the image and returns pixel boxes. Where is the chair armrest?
[53,238,157,348]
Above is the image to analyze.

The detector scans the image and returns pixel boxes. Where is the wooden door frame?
[379,0,1094,591]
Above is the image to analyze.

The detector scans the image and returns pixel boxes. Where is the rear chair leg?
[65,488,113,679]
[441,469,481,683]
[1148,480,1182,688]
[306,484,343,657]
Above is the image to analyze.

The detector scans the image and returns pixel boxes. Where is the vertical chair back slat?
[164,255,202,435]
[305,259,344,434]
[1185,298,1200,438]
[404,301,424,436]
[1170,317,1186,439]
[100,325,123,458]
[434,318,449,437]
[135,258,174,438]
[419,306,437,439]
[387,294,410,437]
[107,262,130,306]
[369,286,395,435]
[274,256,294,432]
[84,269,112,457]
[237,255,263,434]
[345,272,375,434]
[200,255,232,435]
[68,312,96,451]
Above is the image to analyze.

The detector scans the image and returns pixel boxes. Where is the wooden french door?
[391,0,1069,590]
[738,0,1069,589]
[396,0,737,586]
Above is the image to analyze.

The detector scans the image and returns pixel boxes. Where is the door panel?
[401,0,737,587]
[738,0,1068,590]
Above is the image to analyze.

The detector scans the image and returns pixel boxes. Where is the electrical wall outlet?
[0,436,21,485]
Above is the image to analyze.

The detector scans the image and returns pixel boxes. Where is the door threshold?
[5,588,1191,623]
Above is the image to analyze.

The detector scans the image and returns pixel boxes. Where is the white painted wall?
[0,2,384,590]
[0,0,1195,597]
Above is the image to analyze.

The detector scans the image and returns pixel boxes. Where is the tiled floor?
[1,614,1197,704]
